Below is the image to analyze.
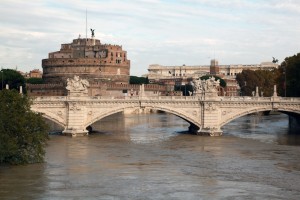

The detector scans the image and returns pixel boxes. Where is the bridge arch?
[144,106,201,130]
[85,108,125,128]
[31,108,66,128]
[84,105,201,131]
[220,107,300,128]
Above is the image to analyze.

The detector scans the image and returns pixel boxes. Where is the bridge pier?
[188,123,223,136]
[62,100,89,137]
[197,128,223,136]
[62,129,89,137]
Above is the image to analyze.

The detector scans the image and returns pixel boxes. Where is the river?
[1,113,300,199]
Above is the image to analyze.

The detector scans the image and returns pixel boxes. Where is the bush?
[0,90,49,165]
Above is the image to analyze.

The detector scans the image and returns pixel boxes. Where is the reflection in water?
[1,112,300,199]
[223,113,300,145]
[91,113,189,144]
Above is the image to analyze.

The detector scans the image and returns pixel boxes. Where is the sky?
[0,0,299,76]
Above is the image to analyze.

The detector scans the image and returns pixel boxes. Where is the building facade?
[147,59,278,96]
[147,60,278,83]
[29,69,42,78]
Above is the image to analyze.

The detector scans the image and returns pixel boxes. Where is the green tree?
[174,84,194,96]
[129,76,149,84]
[0,69,26,93]
[236,69,278,96]
[0,90,49,165]
[278,53,300,97]
[26,77,44,84]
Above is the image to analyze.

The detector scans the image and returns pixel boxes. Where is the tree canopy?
[26,77,44,84]
[278,53,300,97]
[129,76,149,84]
[174,84,194,96]
[0,69,26,93]
[0,90,49,165]
[236,69,279,97]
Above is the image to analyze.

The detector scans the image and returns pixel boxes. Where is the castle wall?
[27,83,168,97]
[43,38,130,85]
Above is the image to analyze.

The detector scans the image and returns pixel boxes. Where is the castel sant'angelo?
[42,30,130,84]
[27,30,167,96]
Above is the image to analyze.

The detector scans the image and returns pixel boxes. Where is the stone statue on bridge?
[205,77,219,92]
[66,75,89,95]
[192,77,220,99]
[192,78,204,97]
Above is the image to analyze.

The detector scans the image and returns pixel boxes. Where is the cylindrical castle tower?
[42,35,130,84]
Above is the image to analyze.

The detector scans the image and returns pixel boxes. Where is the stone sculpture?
[192,76,220,97]
[66,75,89,94]
[90,29,95,37]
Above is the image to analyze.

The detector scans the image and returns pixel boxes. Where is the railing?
[32,95,300,102]
[89,95,198,100]
[220,96,300,102]
[32,96,68,101]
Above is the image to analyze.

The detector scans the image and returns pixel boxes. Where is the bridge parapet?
[32,95,300,103]
[33,96,68,101]
[220,96,300,102]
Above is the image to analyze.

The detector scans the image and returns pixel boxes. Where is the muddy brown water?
[1,113,300,199]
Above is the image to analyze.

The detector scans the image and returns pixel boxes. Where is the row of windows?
[110,52,126,58]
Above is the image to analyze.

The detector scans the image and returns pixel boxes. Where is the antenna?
[214,48,215,60]
[85,8,87,40]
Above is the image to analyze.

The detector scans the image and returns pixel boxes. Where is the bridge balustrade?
[31,93,300,137]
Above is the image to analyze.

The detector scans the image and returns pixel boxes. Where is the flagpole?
[85,9,87,40]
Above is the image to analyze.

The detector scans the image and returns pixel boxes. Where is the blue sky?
[0,0,299,76]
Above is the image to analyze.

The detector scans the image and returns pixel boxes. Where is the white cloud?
[0,0,299,75]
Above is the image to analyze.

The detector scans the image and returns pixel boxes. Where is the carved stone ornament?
[192,76,220,96]
[69,103,81,111]
[192,78,204,94]
[204,77,220,93]
[66,75,89,94]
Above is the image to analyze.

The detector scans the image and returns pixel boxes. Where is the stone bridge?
[30,76,300,136]
[31,94,300,137]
